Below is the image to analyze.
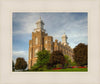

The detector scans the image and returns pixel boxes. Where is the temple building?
[28,17,74,69]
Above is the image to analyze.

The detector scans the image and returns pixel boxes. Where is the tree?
[36,49,50,67]
[49,51,66,68]
[64,55,77,67]
[15,57,27,71]
[12,61,15,71]
[73,43,88,66]
[64,55,72,67]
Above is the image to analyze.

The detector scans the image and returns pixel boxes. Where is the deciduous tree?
[15,57,27,71]
[73,43,88,66]
[12,61,15,71]
[49,51,66,67]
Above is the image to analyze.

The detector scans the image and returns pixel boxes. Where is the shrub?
[38,65,48,71]
[30,65,48,71]
[71,62,77,66]
[29,65,39,71]
[64,55,72,67]
[56,64,62,68]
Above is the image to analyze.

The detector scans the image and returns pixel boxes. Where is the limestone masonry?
[28,17,74,69]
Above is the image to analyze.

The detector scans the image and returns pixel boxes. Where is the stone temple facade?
[28,17,74,69]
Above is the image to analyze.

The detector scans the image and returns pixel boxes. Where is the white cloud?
[13,50,28,63]
[13,13,88,50]
[13,24,34,35]
[69,33,87,38]
[13,51,27,56]
[13,13,40,35]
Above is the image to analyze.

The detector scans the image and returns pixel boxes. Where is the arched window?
[35,37,38,45]
[34,49,38,57]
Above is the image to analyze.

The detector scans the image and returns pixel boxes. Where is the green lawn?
[46,68,88,72]
[44,68,87,72]
[26,68,88,72]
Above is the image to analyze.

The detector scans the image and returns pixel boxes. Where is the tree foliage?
[49,51,66,67]
[36,49,50,67]
[64,55,72,67]
[64,55,77,67]
[12,61,15,71]
[73,43,88,66]
[15,57,27,70]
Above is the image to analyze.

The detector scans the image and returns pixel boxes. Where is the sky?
[13,12,88,63]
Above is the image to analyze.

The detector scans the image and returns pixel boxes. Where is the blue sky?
[13,12,88,63]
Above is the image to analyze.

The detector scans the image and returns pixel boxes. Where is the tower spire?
[34,17,45,32]
[62,33,68,45]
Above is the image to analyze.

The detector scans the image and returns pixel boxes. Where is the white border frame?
[0,0,100,84]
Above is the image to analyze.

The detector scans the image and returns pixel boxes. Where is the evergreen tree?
[36,49,50,67]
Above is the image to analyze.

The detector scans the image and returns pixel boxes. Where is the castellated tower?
[62,33,68,45]
[28,17,74,69]
[28,17,53,69]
